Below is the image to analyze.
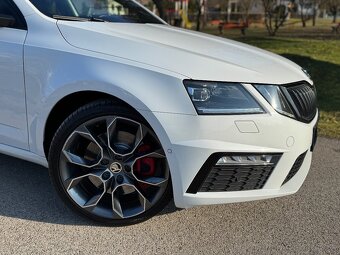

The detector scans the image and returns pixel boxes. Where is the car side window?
[0,0,27,30]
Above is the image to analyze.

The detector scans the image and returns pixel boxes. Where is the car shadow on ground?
[0,154,178,226]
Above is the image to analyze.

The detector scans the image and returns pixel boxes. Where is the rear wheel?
[48,100,172,226]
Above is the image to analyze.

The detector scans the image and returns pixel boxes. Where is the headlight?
[254,85,295,118]
[184,80,264,115]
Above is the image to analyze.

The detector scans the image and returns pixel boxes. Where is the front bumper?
[147,107,318,209]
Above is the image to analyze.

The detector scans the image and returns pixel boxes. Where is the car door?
[0,0,28,149]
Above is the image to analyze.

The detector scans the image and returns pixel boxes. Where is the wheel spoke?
[135,149,166,159]
[76,124,107,150]
[107,117,147,156]
[62,129,104,168]
[65,169,112,209]
[111,183,146,218]
[128,178,161,209]
[130,150,168,186]
[83,194,104,209]
[130,125,149,154]
[64,169,108,189]
[125,149,165,167]
[77,122,114,160]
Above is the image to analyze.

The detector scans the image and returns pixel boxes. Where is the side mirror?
[0,14,15,28]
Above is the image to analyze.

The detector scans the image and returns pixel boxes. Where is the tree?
[262,0,289,36]
[298,0,311,27]
[239,0,258,24]
[195,0,204,31]
[311,0,320,26]
[152,0,165,20]
[326,0,340,23]
[298,0,322,26]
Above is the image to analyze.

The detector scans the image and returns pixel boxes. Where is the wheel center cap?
[110,162,122,173]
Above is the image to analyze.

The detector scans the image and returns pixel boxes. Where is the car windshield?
[29,0,163,24]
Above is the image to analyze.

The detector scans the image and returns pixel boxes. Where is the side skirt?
[0,144,48,168]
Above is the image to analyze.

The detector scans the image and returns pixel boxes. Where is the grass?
[202,23,340,139]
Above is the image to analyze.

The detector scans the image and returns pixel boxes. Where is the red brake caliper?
[135,144,156,180]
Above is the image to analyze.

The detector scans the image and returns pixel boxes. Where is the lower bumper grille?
[282,151,307,185]
[187,153,282,193]
[200,164,275,192]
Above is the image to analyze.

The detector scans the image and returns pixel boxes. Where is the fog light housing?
[216,155,275,165]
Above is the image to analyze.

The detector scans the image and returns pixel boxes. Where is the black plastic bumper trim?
[186,152,282,194]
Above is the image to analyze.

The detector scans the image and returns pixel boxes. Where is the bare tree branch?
[238,0,258,24]
[262,0,289,36]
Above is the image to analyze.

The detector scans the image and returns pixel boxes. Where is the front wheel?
[48,100,172,226]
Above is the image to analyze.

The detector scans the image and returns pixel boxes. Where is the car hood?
[57,22,309,84]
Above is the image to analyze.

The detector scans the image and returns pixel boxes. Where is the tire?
[48,100,172,226]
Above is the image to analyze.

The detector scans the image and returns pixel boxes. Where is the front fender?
[25,47,195,167]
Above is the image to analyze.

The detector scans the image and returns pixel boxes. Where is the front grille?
[283,83,317,123]
[282,151,307,185]
[186,153,282,193]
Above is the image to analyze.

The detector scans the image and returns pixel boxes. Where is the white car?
[1,0,318,225]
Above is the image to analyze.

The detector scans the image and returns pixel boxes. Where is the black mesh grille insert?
[282,151,307,185]
[186,153,282,193]
[284,83,317,123]
[200,164,275,192]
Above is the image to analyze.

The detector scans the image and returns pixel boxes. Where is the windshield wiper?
[88,16,106,22]
[53,15,105,22]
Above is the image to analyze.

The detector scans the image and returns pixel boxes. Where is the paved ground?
[0,137,339,255]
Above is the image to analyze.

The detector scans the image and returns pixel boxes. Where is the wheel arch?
[43,91,144,157]
[37,86,180,206]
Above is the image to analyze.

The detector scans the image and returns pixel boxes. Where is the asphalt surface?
[0,137,339,255]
